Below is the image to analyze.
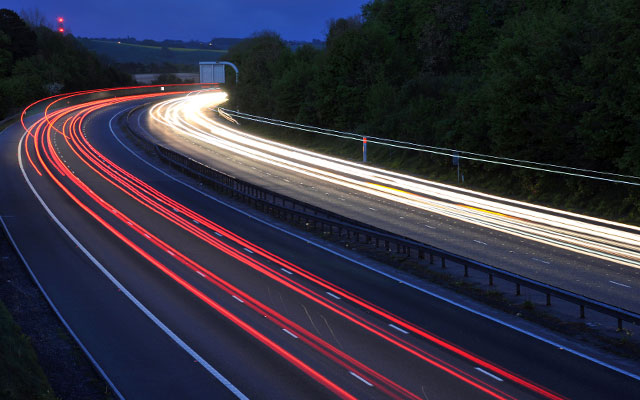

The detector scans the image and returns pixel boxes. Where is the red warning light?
[58,17,64,23]
[58,27,65,33]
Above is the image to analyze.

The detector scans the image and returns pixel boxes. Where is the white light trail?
[148,92,640,269]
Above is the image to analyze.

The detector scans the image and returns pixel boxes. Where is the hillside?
[79,39,226,65]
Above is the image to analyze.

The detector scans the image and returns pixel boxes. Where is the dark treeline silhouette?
[223,0,640,223]
[0,9,132,119]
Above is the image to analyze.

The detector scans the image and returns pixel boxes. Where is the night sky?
[3,0,367,41]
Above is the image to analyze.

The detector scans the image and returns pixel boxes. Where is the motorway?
[0,87,638,398]
[136,93,640,313]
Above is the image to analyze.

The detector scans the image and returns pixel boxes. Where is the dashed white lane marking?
[193,219,200,224]
[388,323,409,334]
[196,271,206,278]
[349,371,374,387]
[167,250,175,256]
[280,268,293,275]
[111,114,640,383]
[369,207,376,211]
[283,179,290,183]
[282,328,298,339]
[531,257,550,265]
[326,292,341,300]
[473,240,488,246]
[475,367,503,382]
[609,281,631,288]
[424,224,435,229]
[243,248,254,254]
[214,232,223,237]
[232,295,244,303]
[144,234,150,238]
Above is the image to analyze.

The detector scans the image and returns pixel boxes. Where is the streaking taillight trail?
[19,86,566,400]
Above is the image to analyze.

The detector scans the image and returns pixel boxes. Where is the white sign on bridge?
[199,62,226,84]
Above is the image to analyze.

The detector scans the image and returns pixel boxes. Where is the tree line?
[223,0,640,223]
[0,9,132,119]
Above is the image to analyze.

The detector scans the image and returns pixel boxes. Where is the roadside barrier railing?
[123,106,640,332]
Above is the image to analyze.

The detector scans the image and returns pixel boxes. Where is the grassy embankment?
[82,39,226,64]
[0,301,56,400]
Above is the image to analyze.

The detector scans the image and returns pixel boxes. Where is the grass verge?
[0,300,56,400]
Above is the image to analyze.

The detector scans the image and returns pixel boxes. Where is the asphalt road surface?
[1,89,638,399]
[135,93,640,314]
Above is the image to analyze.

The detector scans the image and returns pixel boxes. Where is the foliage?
[224,0,640,223]
[0,9,132,119]
[0,301,56,400]
[78,39,225,65]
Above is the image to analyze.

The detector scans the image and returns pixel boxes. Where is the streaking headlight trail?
[150,92,640,269]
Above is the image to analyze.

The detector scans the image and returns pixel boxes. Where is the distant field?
[81,39,226,64]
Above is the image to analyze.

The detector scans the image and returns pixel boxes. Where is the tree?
[0,9,37,61]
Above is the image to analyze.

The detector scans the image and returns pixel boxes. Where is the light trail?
[18,86,569,399]
[148,93,640,269]
[23,92,365,400]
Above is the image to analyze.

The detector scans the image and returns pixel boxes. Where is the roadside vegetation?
[223,0,640,225]
[0,8,133,119]
[78,39,225,65]
[0,301,56,400]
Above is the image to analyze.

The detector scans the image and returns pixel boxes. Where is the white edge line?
[349,371,374,387]
[110,104,640,382]
[474,367,504,382]
[19,127,248,400]
[0,215,126,400]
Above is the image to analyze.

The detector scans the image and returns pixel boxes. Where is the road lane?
[2,89,639,399]
[133,94,640,313]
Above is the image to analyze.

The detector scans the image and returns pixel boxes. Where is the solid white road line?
[110,105,640,382]
[0,215,126,400]
[22,125,249,399]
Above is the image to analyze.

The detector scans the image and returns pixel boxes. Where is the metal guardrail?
[123,106,640,332]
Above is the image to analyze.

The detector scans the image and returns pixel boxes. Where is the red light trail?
[19,85,566,400]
